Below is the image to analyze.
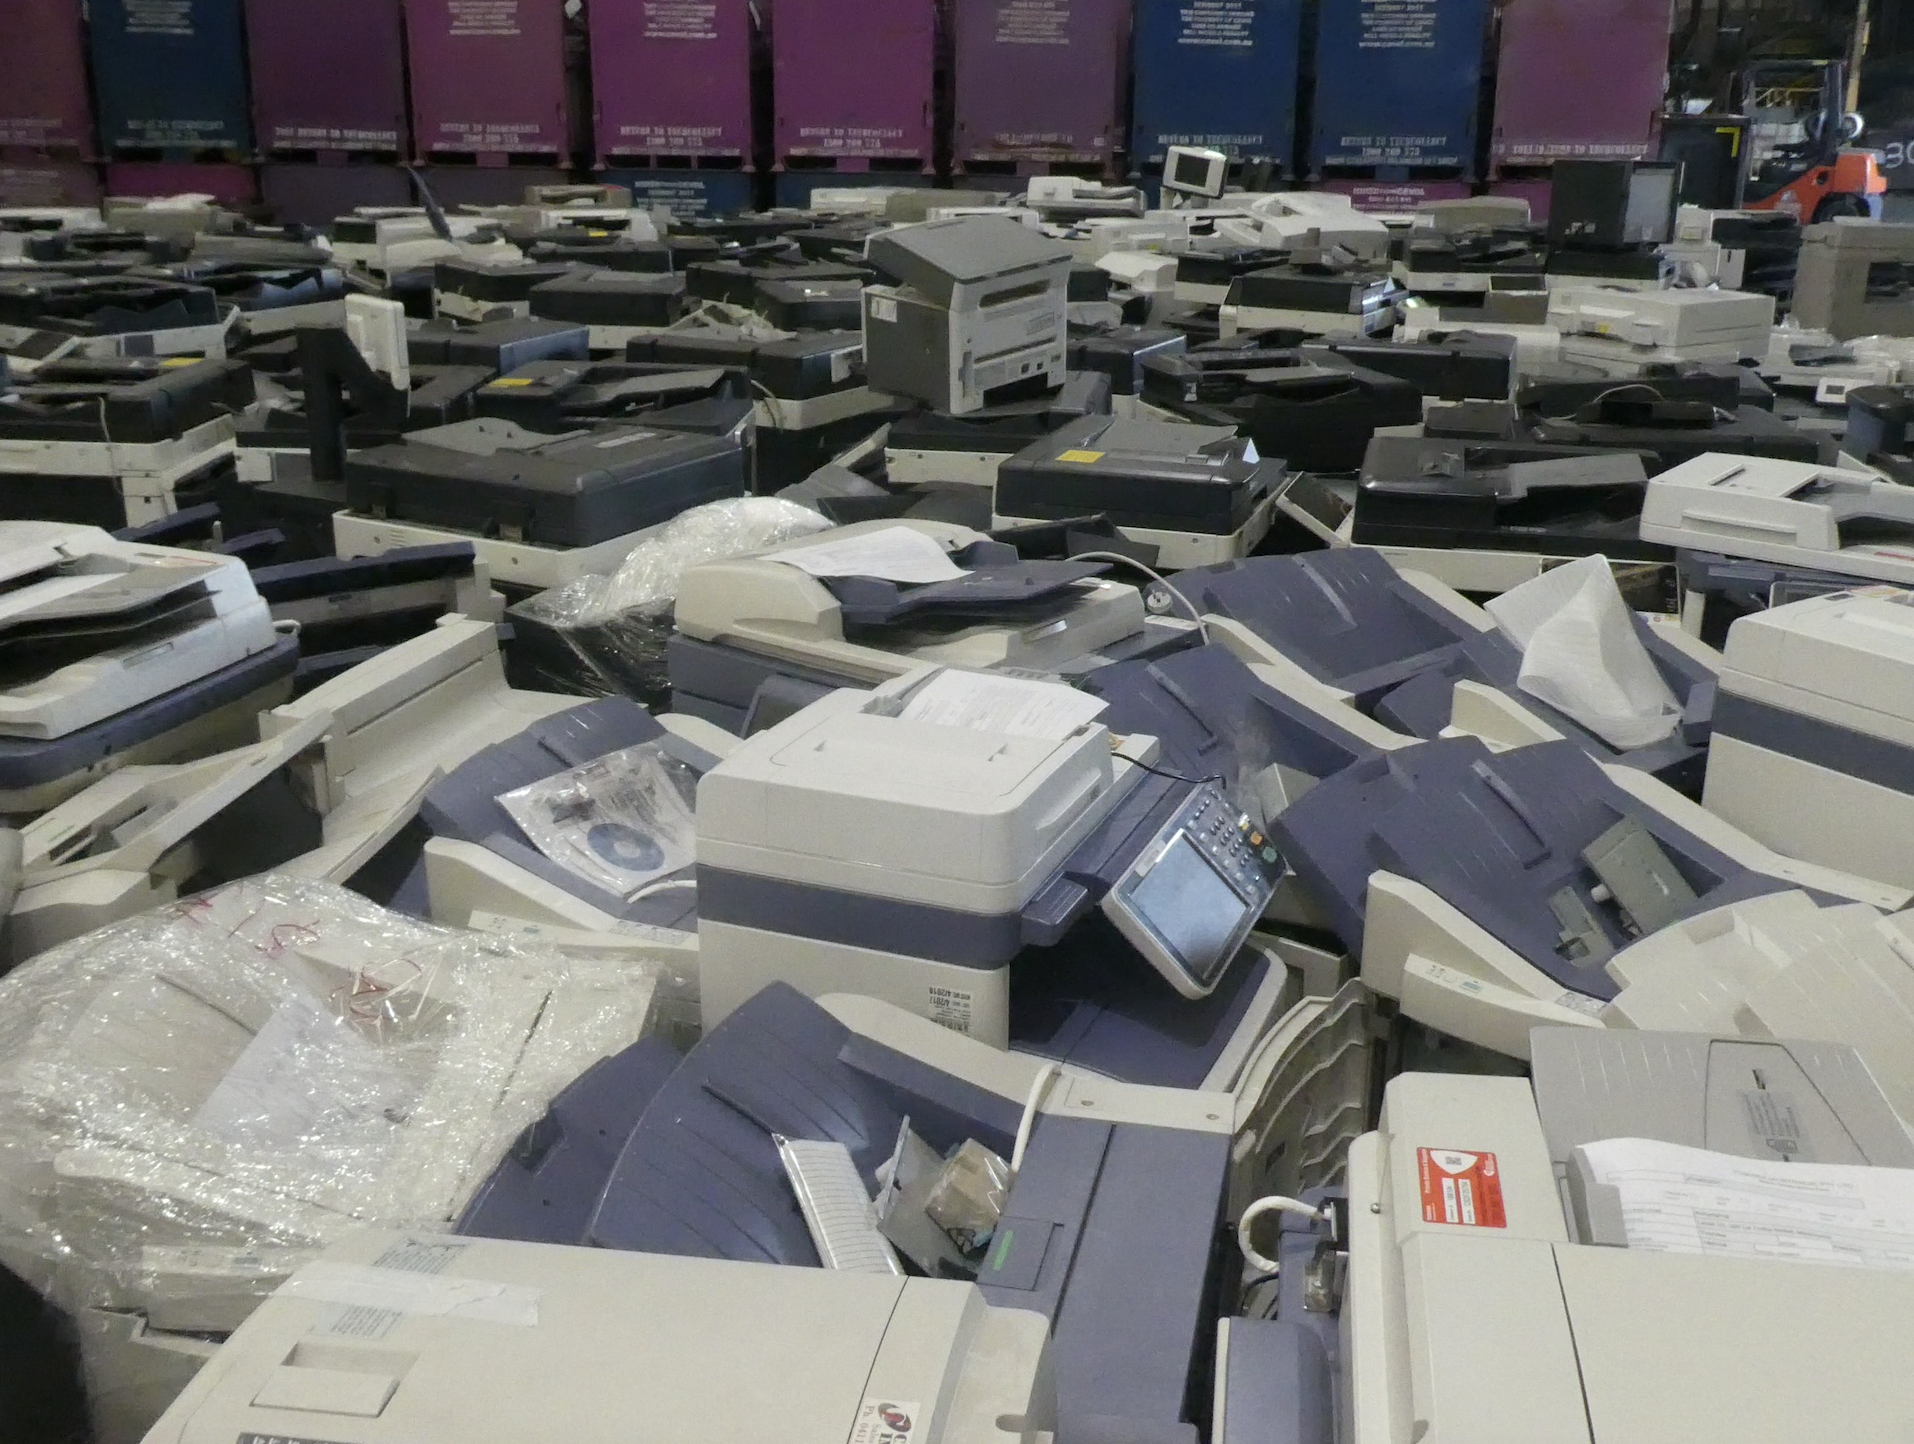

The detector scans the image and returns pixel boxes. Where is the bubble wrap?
[507,497,833,703]
[0,874,667,1332]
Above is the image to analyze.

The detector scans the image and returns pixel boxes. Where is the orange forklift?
[1739,58,1887,221]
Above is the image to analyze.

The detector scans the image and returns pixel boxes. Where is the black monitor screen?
[1173,152,1217,192]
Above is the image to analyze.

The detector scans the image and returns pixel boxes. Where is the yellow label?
[160,357,199,367]
[1056,449,1104,464]
[487,377,536,388]
[587,229,610,238]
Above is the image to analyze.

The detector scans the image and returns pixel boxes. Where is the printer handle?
[1021,873,1096,947]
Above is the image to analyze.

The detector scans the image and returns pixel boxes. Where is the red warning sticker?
[1417,1148,1507,1228]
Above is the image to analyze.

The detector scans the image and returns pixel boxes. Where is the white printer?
[667,519,1181,732]
[1548,284,1774,371]
[1703,587,1914,890]
[861,216,1072,415]
[142,1230,1052,1444]
[695,666,1293,1089]
[0,522,278,740]
[1338,1056,1914,1444]
[1640,452,1914,587]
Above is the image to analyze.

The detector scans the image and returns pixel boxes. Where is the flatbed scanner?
[695,666,1291,1089]
[1640,452,1914,588]
[993,415,1283,568]
[667,519,1191,734]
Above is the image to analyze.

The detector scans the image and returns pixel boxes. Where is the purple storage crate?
[245,0,408,155]
[773,0,934,168]
[417,165,570,207]
[953,0,1129,172]
[1491,0,1672,168]
[591,0,753,163]
[1488,176,1553,221]
[1,0,93,153]
[106,162,258,205]
[262,163,414,224]
[404,0,570,160]
[0,162,101,207]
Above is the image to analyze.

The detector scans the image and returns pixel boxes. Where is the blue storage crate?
[1308,0,1490,175]
[90,0,252,155]
[1132,0,1305,170]
[607,170,759,219]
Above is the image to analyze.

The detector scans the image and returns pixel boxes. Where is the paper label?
[1417,1148,1507,1228]
[830,349,856,384]
[926,985,974,1035]
[767,527,965,584]
[870,295,898,324]
[850,1398,923,1444]
[280,1260,540,1327]
[898,669,1107,740]
[487,377,536,387]
[1055,449,1104,464]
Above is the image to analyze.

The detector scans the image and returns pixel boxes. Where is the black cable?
[1116,751,1225,790]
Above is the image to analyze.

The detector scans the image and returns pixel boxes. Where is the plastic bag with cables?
[496,741,697,901]
[0,874,666,1334]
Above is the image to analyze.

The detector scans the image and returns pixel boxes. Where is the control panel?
[1100,783,1286,999]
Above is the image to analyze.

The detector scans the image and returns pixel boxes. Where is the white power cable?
[1010,1061,1061,1176]
[1070,550,1211,644]
[1236,1194,1331,1278]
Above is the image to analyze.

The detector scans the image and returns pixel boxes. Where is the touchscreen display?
[1129,834,1247,985]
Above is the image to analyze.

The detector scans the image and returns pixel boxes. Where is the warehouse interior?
[10,1,1914,1442]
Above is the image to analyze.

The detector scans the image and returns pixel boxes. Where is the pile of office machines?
[5,155,1914,1444]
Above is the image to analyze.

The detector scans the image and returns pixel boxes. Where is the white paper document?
[899,669,1108,740]
[767,526,967,584]
[1578,1136,1914,1272]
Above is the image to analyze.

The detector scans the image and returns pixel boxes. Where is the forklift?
[1739,58,1886,220]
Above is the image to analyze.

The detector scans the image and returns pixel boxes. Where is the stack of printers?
[0,272,234,374]
[1547,284,1776,373]
[1218,256,1402,339]
[0,356,255,528]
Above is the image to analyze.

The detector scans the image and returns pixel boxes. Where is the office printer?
[144,1228,1050,1444]
[1331,1054,1914,1444]
[0,523,293,816]
[667,520,1189,733]
[469,357,748,434]
[0,273,233,373]
[1661,205,1803,298]
[1519,388,1818,470]
[1793,219,1914,339]
[1392,228,1548,297]
[1272,736,1803,1058]
[1140,346,1423,473]
[1218,260,1402,339]
[863,217,1072,415]
[1173,550,1717,791]
[1302,331,1517,402]
[696,666,1292,1088]
[1548,284,1775,372]
[993,416,1283,568]
[1640,452,1914,588]
[885,373,1112,488]
[1699,587,1914,890]
[336,415,749,592]
[460,980,1254,1444]
[1348,434,1670,593]
[524,268,688,346]
[431,257,574,323]
[0,355,254,528]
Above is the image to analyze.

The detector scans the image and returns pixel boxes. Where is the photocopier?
[1171,550,1718,792]
[1698,586,1914,890]
[883,373,1113,489]
[1547,285,1775,372]
[695,665,1302,1090]
[527,268,690,347]
[1217,259,1402,340]
[1328,1036,1914,1444]
[0,272,235,374]
[862,216,1073,415]
[1269,734,1864,1059]
[0,355,255,528]
[667,520,1192,734]
[457,980,1272,1444]
[1792,219,1914,339]
[0,521,294,815]
[1640,452,1914,589]
[993,416,1283,568]
[1348,433,1671,592]
[144,1229,1052,1444]
[430,256,575,323]
[334,414,750,592]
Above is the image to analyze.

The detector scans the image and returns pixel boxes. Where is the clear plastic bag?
[506,497,833,703]
[0,874,669,1331]
[497,742,698,900]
